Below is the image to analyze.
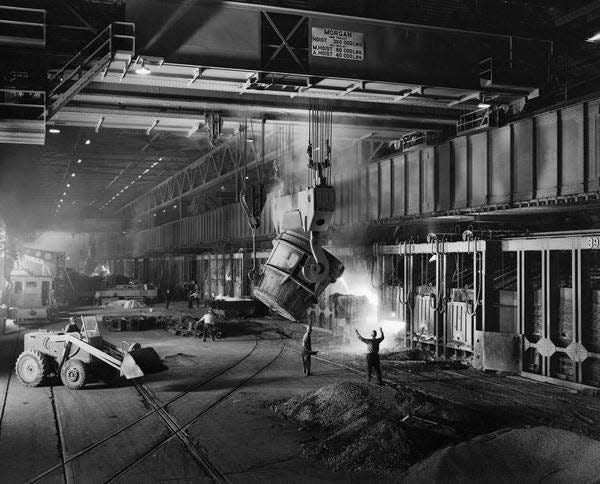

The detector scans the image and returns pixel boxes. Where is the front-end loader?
[15,315,163,389]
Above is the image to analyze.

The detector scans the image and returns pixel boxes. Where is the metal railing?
[0,5,46,47]
[48,22,135,97]
[479,57,493,85]
[457,107,501,135]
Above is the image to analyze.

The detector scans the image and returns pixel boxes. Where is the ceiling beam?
[555,1,600,26]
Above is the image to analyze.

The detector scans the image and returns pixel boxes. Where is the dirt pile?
[272,381,451,473]
[401,426,600,483]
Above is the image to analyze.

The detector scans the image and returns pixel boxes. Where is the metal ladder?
[45,21,135,120]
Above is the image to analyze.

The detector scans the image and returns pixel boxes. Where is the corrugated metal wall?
[131,194,276,257]
[116,95,600,258]
[364,95,599,221]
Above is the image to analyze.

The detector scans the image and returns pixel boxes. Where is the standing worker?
[193,281,201,308]
[165,288,172,310]
[301,321,318,376]
[355,327,384,385]
[198,309,216,342]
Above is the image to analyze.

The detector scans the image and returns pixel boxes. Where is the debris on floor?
[400,426,600,483]
[273,380,600,478]
[103,315,157,331]
[271,381,458,474]
[207,296,269,318]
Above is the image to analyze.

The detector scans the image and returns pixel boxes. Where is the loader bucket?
[120,347,165,379]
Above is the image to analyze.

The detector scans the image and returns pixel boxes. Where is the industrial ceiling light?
[586,32,600,42]
[66,183,70,187]
[71,173,76,177]
[135,60,151,75]
[478,103,491,109]
[85,139,91,145]
[48,128,61,134]
[77,159,82,164]
[62,192,66,196]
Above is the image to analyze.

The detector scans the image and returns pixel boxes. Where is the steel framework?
[120,123,293,219]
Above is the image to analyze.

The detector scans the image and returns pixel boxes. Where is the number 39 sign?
[586,237,600,249]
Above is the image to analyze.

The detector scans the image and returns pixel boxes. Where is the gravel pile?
[273,381,435,473]
[401,426,600,483]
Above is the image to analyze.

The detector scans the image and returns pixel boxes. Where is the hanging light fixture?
[135,60,151,75]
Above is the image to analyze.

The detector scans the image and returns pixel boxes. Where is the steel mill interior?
[3,1,600,482]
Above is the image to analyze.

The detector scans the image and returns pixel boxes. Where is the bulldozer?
[15,315,164,390]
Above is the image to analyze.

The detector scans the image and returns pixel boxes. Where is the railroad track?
[0,322,21,433]
[27,332,278,484]
[107,334,286,483]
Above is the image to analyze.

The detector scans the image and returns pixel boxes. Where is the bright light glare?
[587,32,600,42]
[84,139,91,145]
[49,128,61,134]
[135,64,151,75]
[339,276,379,306]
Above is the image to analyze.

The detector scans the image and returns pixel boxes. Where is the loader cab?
[79,315,104,348]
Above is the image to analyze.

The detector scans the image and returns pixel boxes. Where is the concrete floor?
[0,305,386,484]
[3,302,600,483]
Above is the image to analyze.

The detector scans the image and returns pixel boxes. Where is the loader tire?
[15,350,49,387]
[61,359,88,390]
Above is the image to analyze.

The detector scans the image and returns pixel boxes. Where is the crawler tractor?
[15,315,163,389]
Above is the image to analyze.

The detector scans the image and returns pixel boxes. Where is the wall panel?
[379,159,392,219]
[513,118,534,201]
[452,137,468,208]
[588,101,600,192]
[421,148,435,213]
[469,132,488,207]
[490,126,511,204]
[367,163,379,220]
[392,155,406,217]
[561,105,585,195]
[436,143,451,211]
[535,111,558,198]
[406,150,421,215]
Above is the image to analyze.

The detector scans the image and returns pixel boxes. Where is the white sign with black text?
[311,27,364,61]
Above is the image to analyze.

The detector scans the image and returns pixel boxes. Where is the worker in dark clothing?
[302,321,318,376]
[165,288,172,309]
[356,327,384,384]
[63,317,79,333]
